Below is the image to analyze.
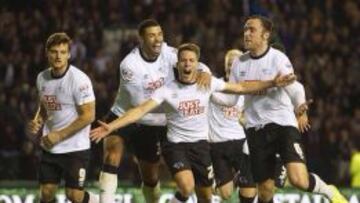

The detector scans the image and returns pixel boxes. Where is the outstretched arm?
[222,73,296,94]
[90,99,160,143]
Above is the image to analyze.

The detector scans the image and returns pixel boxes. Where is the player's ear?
[264,32,270,40]
[68,53,71,59]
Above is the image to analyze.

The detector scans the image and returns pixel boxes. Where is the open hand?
[196,72,211,91]
[297,113,310,133]
[90,120,113,143]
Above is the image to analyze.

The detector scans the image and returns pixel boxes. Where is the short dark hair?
[177,43,201,60]
[46,32,71,51]
[138,19,161,36]
[246,15,273,34]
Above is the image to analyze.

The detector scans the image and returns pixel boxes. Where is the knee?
[40,186,56,202]
[104,151,121,166]
[288,173,309,190]
[178,183,195,197]
[103,141,123,166]
[142,176,159,186]
[219,188,233,200]
[258,181,275,201]
[65,190,84,203]
[139,162,160,186]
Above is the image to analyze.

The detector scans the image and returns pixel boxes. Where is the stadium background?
[0,0,360,201]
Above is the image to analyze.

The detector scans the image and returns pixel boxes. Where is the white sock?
[170,196,185,203]
[88,191,99,203]
[142,182,161,203]
[311,173,333,199]
[99,171,118,203]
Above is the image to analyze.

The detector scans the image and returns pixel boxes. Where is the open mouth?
[183,70,192,75]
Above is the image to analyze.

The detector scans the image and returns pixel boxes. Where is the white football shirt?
[36,65,95,153]
[151,77,225,143]
[111,42,210,126]
[208,92,246,143]
[230,47,298,129]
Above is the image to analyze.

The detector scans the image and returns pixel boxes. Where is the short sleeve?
[120,61,137,84]
[73,74,95,105]
[277,52,294,75]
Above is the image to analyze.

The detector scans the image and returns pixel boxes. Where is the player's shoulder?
[37,67,51,77]
[162,42,177,56]
[68,65,90,78]
[231,52,250,69]
[235,51,251,64]
[270,47,289,60]
[120,46,141,69]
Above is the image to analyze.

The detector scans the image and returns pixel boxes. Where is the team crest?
[121,68,134,81]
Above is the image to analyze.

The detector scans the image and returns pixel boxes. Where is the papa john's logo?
[177,99,205,117]
[43,95,62,111]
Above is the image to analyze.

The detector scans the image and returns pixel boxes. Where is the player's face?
[177,50,199,83]
[243,19,269,51]
[141,26,163,57]
[46,43,70,70]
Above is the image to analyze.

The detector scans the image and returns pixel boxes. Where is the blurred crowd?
[1,0,359,187]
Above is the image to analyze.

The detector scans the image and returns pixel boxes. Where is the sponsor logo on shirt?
[43,95,62,111]
[145,77,165,91]
[178,99,205,117]
[221,106,239,119]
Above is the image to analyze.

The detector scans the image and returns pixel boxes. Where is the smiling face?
[46,43,70,71]
[140,25,164,58]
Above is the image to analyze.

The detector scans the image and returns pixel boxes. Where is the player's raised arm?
[221,73,296,94]
[90,99,160,143]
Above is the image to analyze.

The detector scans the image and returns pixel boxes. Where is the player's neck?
[140,46,158,62]
[51,64,69,78]
[250,44,270,59]
[178,72,197,85]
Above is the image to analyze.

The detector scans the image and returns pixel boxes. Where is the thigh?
[63,150,91,190]
[162,141,191,176]
[39,150,62,185]
[246,128,276,183]
[189,141,214,187]
[278,126,306,164]
[229,140,256,187]
[103,112,138,144]
[210,142,233,187]
[131,125,166,163]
